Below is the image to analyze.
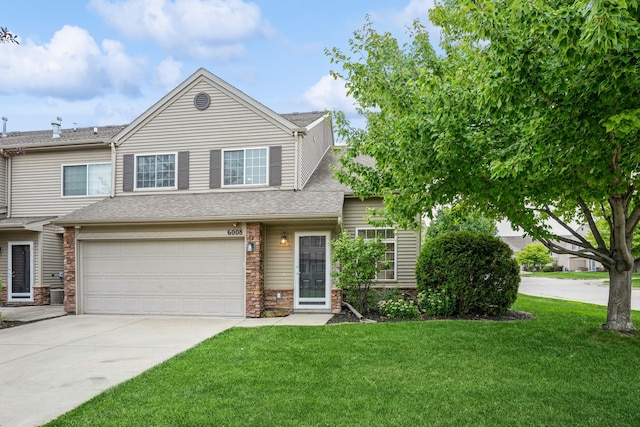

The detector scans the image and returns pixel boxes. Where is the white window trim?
[356,227,397,282]
[221,147,269,187]
[134,152,178,191]
[61,162,112,198]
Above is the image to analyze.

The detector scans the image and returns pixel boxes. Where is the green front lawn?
[528,271,640,287]
[48,296,640,427]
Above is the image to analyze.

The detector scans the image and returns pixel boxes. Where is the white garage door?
[81,239,244,316]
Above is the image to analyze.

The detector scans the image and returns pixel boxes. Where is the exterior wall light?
[247,242,255,252]
[280,232,288,246]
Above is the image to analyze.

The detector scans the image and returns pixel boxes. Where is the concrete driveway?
[0,315,244,427]
[519,276,640,311]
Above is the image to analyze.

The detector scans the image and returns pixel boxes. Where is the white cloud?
[0,25,146,100]
[90,0,271,60]
[153,57,184,90]
[302,75,357,115]
[369,0,441,50]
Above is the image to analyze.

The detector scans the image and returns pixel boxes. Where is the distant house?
[500,225,603,271]
[0,68,420,317]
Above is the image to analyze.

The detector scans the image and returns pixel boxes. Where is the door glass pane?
[11,245,30,294]
[299,236,326,299]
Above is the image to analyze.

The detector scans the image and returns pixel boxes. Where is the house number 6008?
[227,229,243,236]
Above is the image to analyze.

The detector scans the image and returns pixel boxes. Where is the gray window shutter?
[269,146,282,187]
[210,149,221,188]
[178,151,189,190]
[123,154,134,192]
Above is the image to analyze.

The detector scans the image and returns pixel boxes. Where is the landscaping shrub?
[377,290,420,319]
[415,231,520,316]
[417,288,456,317]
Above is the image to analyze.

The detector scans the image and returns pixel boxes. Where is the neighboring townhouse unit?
[0,68,420,317]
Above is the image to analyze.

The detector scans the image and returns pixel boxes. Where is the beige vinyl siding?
[10,147,112,217]
[0,231,40,289]
[298,118,332,189]
[342,198,419,287]
[116,79,295,195]
[42,224,64,287]
[264,224,336,290]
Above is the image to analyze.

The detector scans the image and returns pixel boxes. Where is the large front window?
[62,163,111,196]
[357,228,397,281]
[136,154,175,189]
[223,148,267,186]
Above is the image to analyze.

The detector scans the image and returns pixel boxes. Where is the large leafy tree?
[328,1,640,331]
[424,203,497,242]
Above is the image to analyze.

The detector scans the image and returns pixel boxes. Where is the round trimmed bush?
[416,231,520,316]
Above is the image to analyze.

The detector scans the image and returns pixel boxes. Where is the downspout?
[110,141,116,198]
[293,131,299,191]
[7,156,11,218]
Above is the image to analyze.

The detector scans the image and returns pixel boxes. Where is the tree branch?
[539,237,614,266]
[540,205,590,246]
[577,197,607,250]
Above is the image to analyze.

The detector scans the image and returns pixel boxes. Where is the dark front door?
[10,243,32,300]
[296,234,329,309]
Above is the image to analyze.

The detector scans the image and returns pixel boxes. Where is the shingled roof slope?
[0,125,126,149]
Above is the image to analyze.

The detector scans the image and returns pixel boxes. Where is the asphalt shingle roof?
[0,125,125,149]
[280,112,326,127]
[54,190,344,225]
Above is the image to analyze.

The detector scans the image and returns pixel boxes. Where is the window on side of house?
[135,153,176,189]
[62,163,112,196]
[356,228,397,281]
[223,148,268,186]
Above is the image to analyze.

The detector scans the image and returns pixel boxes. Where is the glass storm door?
[9,242,33,301]
[295,233,330,310]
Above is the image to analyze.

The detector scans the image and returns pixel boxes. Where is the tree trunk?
[604,268,635,331]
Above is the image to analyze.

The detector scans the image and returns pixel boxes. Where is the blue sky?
[0,0,440,132]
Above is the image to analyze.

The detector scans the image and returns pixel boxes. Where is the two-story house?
[0,68,420,317]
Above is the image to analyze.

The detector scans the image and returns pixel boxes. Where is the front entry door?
[9,242,33,301]
[295,233,331,310]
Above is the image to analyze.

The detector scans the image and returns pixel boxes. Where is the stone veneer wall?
[63,227,76,314]
[0,286,50,306]
[263,289,294,315]
[245,223,265,317]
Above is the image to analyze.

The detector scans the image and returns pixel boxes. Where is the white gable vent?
[194,92,211,110]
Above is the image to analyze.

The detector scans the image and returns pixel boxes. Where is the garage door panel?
[81,239,245,316]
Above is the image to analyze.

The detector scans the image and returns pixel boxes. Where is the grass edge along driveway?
[47,296,640,427]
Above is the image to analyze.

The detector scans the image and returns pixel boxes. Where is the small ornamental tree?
[516,243,553,272]
[331,230,387,314]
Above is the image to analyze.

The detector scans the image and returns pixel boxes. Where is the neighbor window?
[62,163,111,196]
[356,228,397,281]
[136,154,176,189]
[223,148,267,186]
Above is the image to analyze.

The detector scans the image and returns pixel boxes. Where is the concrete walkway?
[519,276,640,311]
[0,312,332,427]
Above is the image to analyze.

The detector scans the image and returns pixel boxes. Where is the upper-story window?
[62,163,111,197]
[136,153,176,189]
[356,228,397,281]
[223,148,268,186]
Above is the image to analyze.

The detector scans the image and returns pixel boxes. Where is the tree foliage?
[424,203,497,242]
[328,1,640,331]
[515,243,553,272]
[0,27,18,44]
[331,230,388,314]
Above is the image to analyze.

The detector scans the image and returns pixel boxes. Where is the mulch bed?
[326,308,535,324]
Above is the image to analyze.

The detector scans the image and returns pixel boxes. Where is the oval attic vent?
[194,92,211,110]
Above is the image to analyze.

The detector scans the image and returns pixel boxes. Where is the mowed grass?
[48,296,640,427]
[528,271,640,287]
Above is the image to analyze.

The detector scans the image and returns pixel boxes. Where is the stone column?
[245,223,265,317]
[63,227,76,314]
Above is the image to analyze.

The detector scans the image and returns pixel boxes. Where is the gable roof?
[114,68,311,144]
